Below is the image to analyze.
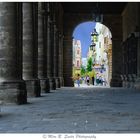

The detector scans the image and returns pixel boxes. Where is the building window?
[104,37,108,44]
[77,50,80,54]
[77,60,80,67]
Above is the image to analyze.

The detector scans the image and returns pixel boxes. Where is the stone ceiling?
[61,2,127,14]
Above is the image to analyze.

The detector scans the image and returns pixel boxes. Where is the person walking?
[92,76,95,85]
[86,75,90,86]
[76,74,81,87]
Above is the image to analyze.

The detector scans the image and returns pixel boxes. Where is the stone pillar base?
[121,74,137,88]
[64,77,74,87]
[59,77,64,87]
[40,78,50,93]
[125,81,130,88]
[25,79,41,97]
[120,75,125,87]
[124,75,131,88]
[0,80,27,105]
[124,75,128,87]
[134,77,140,90]
[127,74,135,88]
[110,75,122,87]
[49,78,56,90]
[55,77,61,88]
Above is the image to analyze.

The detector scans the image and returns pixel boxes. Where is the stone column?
[58,32,64,87]
[47,3,56,90]
[38,2,50,93]
[53,23,60,88]
[110,38,123,87]
[22,3,41,97]
[45,3,51,90]
[53,20,57,88]
[121,41,128,87]
[63,37,74,87]
[128,34,138,88]
[55,30,62,88]
[0,3,27,104]
[134,35,140,89]
[134,4,140,89]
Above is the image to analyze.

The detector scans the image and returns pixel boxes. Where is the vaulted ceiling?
[61,2,127,15]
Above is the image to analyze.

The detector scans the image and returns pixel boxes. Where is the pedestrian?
[99,76,103,85]
[86,75,90,85]
[102,77,107,86]
[96,73,99,85]
[76,74,81,87]
[92,76,94,85]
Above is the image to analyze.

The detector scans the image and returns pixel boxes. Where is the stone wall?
[122,3,139,41]
[121,3,140,89]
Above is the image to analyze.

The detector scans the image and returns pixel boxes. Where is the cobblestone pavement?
[0,87,140,133]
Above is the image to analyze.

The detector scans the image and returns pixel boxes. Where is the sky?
[73,21,96,58]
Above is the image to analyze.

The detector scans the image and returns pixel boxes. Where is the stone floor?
[0,86,140,133]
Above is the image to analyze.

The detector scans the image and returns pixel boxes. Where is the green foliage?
[86,57,92,72]
[87,70,96,78]
[81,65,86,76]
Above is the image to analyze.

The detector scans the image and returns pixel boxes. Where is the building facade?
[73,39,82,76]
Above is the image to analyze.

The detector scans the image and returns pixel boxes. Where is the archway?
[72,21,112,87]
[63,13,123,87]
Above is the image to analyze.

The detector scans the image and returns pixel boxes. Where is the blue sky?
[73,21,96,58]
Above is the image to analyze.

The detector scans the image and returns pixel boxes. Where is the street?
[0,87,140,133]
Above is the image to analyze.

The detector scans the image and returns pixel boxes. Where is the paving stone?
[0,87,140,133]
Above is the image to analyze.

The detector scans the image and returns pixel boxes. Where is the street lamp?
[91,28,99,42]
[90,42,96,50]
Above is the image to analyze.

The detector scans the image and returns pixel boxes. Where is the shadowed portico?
[0,2,140,105]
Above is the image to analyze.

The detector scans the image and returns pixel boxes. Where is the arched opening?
[72,21,112,87]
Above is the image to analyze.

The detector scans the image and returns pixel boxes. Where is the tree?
[81,65,86,76]
[86,57,92,72]
[87,69,96,78]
